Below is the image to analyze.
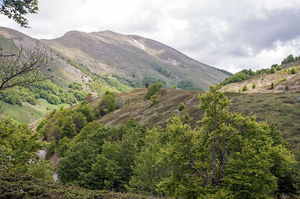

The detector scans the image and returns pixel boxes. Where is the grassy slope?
[220,65,300,93]
[92,88,300,149]
[1,99,70,124]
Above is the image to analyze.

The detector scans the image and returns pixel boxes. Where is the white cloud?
[1,0,300,73]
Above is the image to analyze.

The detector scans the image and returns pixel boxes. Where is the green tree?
[95,91,116,117]
[271,67,277,73]
[57,137,71,158]
[72,112,87,133]
[59,117,76,139]
[242,84,248,92]
[144,82,162,100]
[27,160,54,182]
[0,117,46,171]
[252,82,256,89]
[271,82,275,89]
[0,0,38,28]
[156,85,294,198]
[45,137,56,160]
[276,65,282,70]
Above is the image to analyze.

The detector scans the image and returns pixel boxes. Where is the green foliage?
[291,67,298,74]
[57,137,71,157]
[58,119,147,192]
[278,78,287,83]
[242,84,248,92]
[252,82,256,89]
[45,137,56,160]
[0,117,46,171]
[271,67,277,73]
[178,102,185,112]
[0,0,38,28]
[276,65,282,70]
[150,93,159,106]
[59,117,77,139]
[222,71,250,86]
[143,77,166,87]
[150,61,171,77]
[155,85,294,198]
[0,173,153,198]
[27,160,54,182]
[95,91,117,117]
[177,80,199,91]
[282,54,295,65]
[144,82,162,100]
[271,82,275,89]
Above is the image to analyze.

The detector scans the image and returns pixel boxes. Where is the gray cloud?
[1,0,300,73]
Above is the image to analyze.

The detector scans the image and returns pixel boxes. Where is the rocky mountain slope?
[1,26,230,91]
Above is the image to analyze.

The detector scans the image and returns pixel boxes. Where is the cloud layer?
[1,0,300,73]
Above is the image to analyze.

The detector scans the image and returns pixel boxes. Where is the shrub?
[144,82,162,100]
[271,67,277,73]
[271,82,274,89]
[178,102,186,112]
[150,93,159,106]
[26,96,36,105]
[291,67,298,74]
[276,65,282,70]
[252,83,256,89]
[278,78,287,83]
[242,84,248,92]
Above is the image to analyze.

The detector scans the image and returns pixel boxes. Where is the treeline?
[281,54,300,65]
[0,80,88,106]
[222,54,300,86]
[32,86,298,198]
[177,80,204,91]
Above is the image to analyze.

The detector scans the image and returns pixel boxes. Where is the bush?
[276,65,282,70]
[278,78,287,83]
[150,93,159,106]
[144,82,162,100]
[271,67,277,73]
[291,67,298,74]
[252,83,256,89]
[242,84,248,92]
[271,82,275,89]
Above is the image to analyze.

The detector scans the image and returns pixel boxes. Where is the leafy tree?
[0,117,46,171]
[252,82,256,89]
[156,85,294,198]
[0,0,38,28]
[59,117,76,139]
[276,65,282,70]
[57,137,71,158]
[271,82,275,89]
[242,84,248,92]
[271,67,277,73]
[95,91,116,117]
[27,160,54,182]
[72,112,87,133]
[45,137,56,160]
[144,82,162,100]
[145,83,149,88]
[177,80,195,90]
[0,45,53,91]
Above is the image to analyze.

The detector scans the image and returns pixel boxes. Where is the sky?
[1,0,300,73]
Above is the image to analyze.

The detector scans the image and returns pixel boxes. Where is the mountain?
[1,27,230,92]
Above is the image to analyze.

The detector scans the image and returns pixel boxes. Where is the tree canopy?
[0,0,38,28]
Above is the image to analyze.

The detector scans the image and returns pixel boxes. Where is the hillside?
[84,88,300,149]
[1,26,230,91]
[220,65,300,93]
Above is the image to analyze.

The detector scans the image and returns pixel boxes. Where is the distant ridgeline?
[221,54,300,86]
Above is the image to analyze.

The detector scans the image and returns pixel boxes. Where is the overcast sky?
[1,0,300,73]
